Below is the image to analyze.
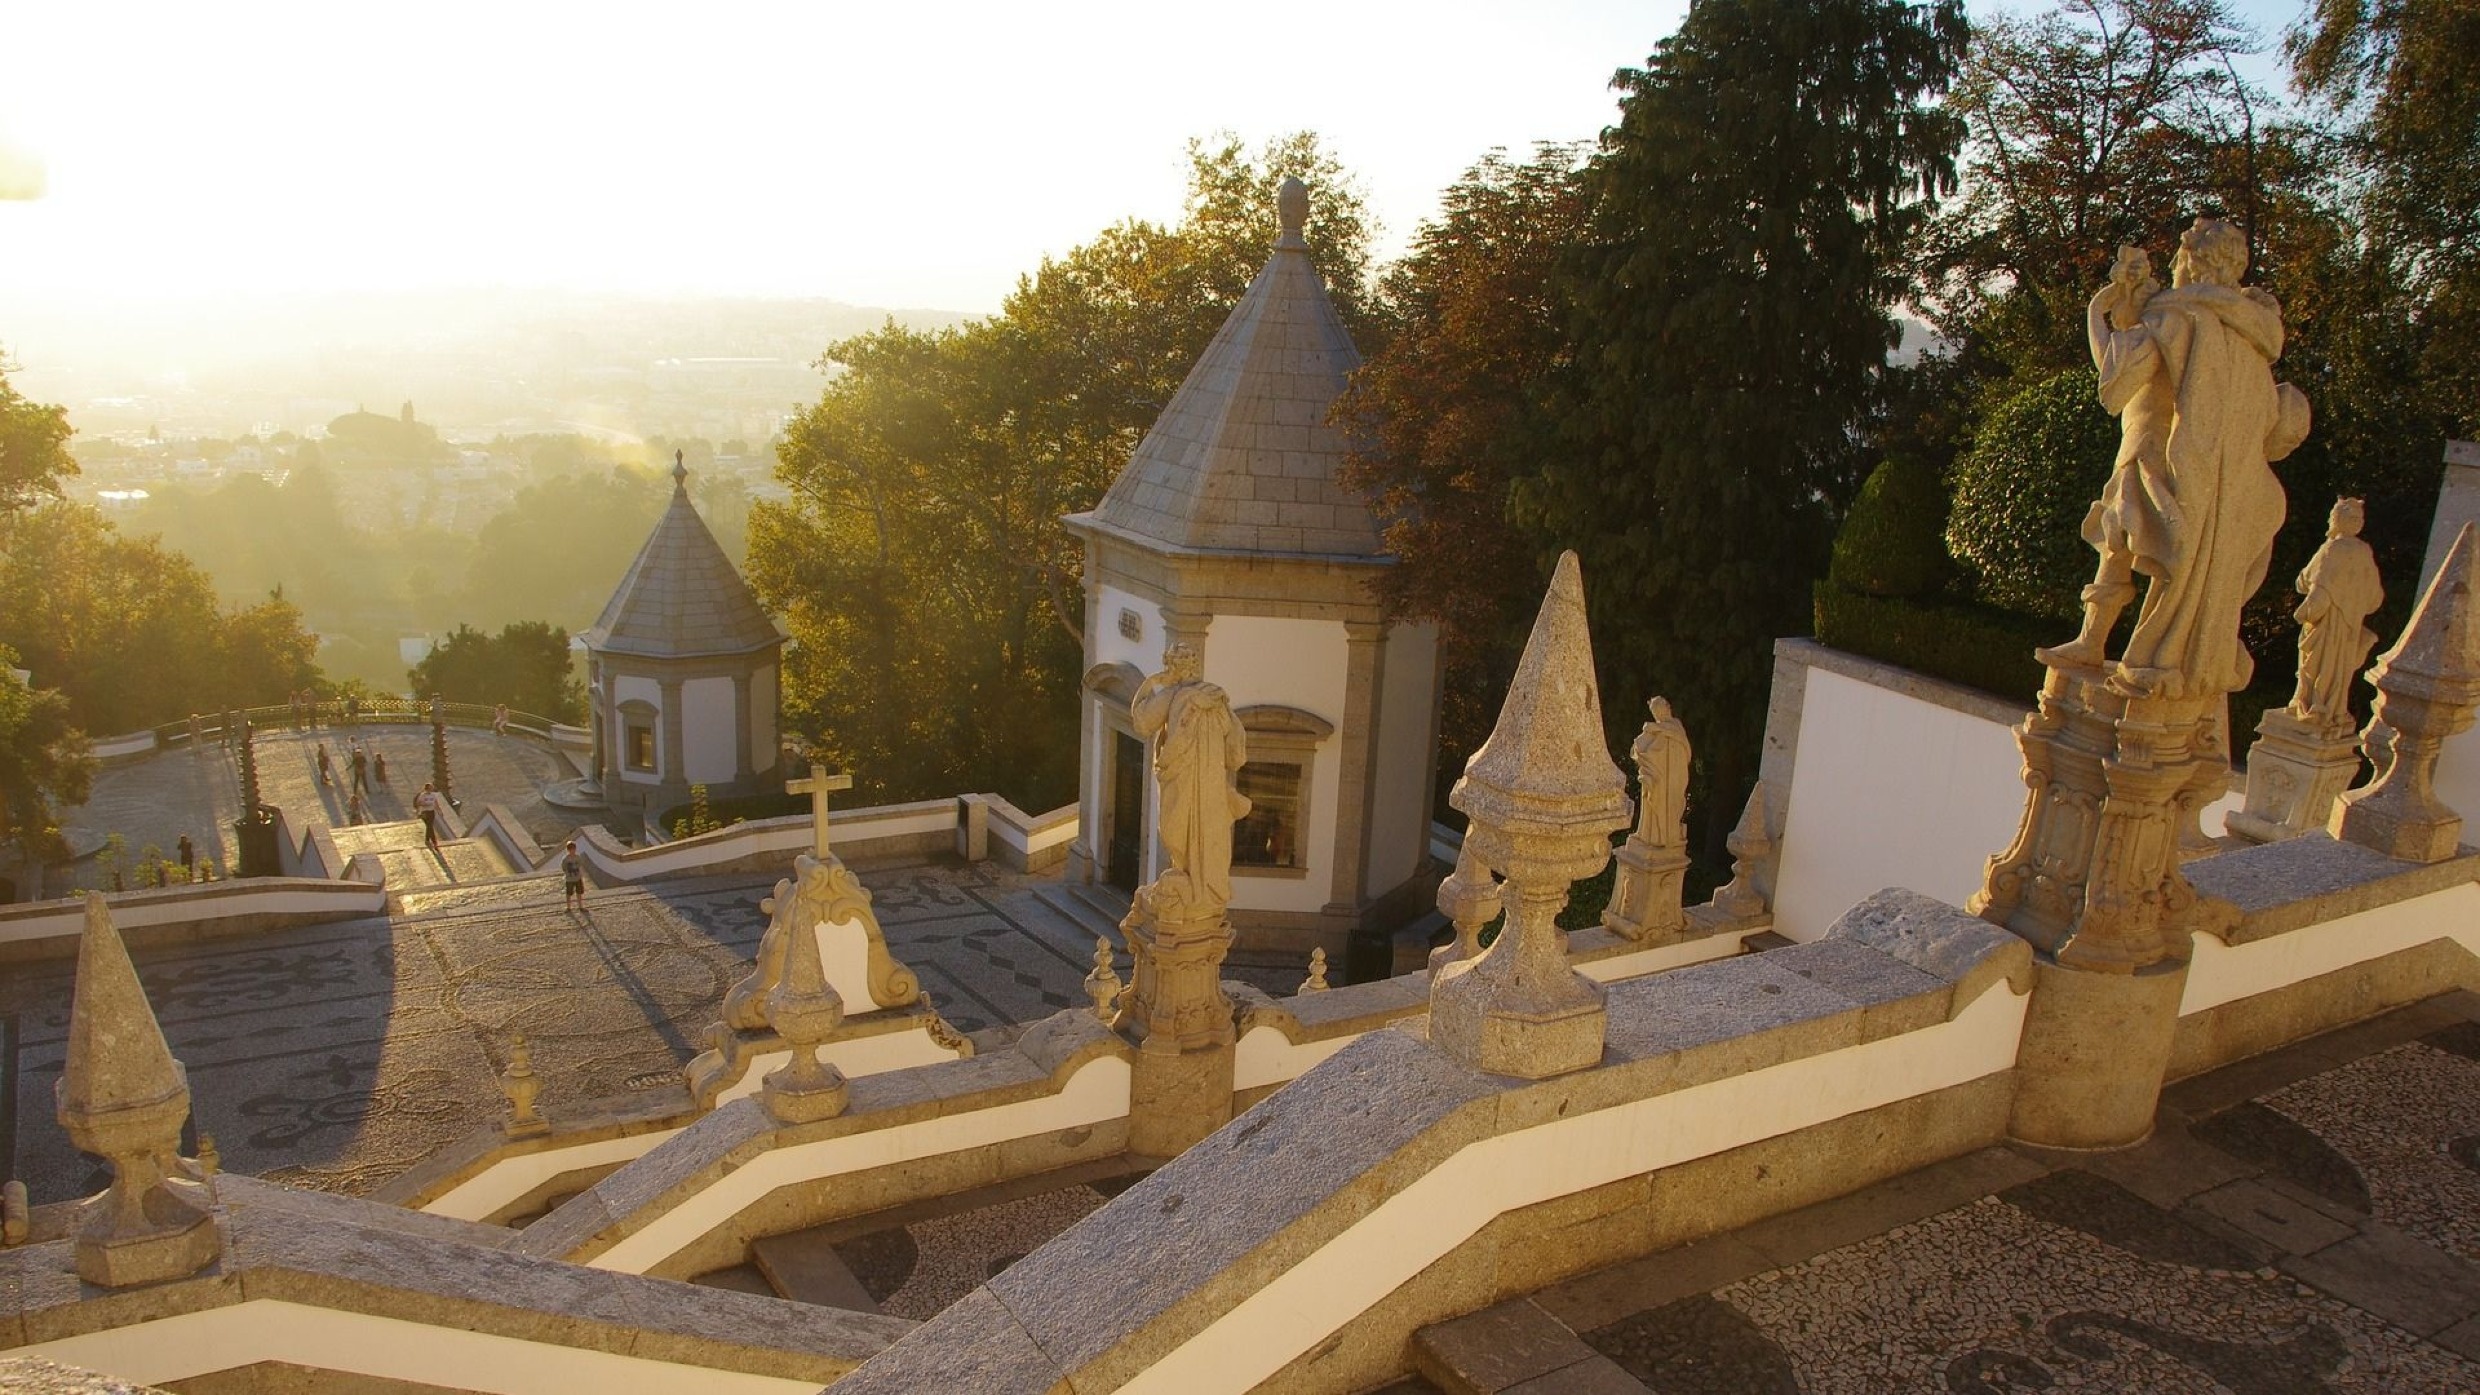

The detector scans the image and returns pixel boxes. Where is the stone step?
[1411,1298,1650,1395]
[751,1229,884,1313]
[1031,881,1126,947]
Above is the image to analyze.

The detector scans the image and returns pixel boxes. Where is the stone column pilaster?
[1325,620,1385,918]
[732,669,755,781]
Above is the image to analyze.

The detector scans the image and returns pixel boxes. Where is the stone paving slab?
[1433,994,2480,1395]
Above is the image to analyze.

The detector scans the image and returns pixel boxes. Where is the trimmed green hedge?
[1814,583,2052,702]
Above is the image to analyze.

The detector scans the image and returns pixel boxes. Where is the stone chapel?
[581,452,786,831]
[1063,178,1442,955]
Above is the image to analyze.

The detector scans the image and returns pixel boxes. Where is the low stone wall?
[2172,836,2480,1078]
[835,890,2033,1395]
[2,1175,910,1392]
[982,794,1079,873]
[0,878,389,964]
[505,1013,1136,1281]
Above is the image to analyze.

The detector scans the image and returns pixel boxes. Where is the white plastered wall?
[1207,615,1346,915]
[1365,620,1440,898]
[749,665,778,769]
[612,674,663,786]
[1772,666,2239,941]
[682,675,738,785]
[1095,584,1164,674]
[19,1300,821,1395]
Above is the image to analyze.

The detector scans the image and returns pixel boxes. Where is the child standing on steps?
[561,840,586,910]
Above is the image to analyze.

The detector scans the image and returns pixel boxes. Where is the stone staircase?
[327,818,519,889]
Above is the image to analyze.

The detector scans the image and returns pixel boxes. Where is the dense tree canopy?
[752,133,1376,809]
[0,644,91,860]
[407,621,583,721]
[1336,144,1590,791]
[0,356,75,513]
[1522,0,1969,858]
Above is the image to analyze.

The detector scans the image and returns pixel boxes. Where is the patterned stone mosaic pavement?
[1400,991,2480,1395]
[0,859,1313,1206]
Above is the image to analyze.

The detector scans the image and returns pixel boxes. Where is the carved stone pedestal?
[2226,708,2363,844]
[1118,893,1237,1158]
[2009,954,2189,1149]
[1971,662,2233,972]
[1431,879,1608,1080]
[1602,840,1690,945]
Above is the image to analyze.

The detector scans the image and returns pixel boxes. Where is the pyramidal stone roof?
[1076,178,1384,559]
[586,455,784,660]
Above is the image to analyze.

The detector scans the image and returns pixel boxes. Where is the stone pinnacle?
[58,893,188,1125]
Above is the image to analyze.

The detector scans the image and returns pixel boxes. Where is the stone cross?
[787,763,853,859]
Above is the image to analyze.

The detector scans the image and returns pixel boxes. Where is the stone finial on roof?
[1276,175,1308,248]
[672,448,688,489]
[1431,552,1630,1079]
[2331,522,2480,861]
[55,893,220,1286]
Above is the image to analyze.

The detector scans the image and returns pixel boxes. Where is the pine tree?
[1518,0,1969,860]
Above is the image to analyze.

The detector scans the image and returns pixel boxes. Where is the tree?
[2290,0,2480,433]
[0,356,76,514]
[0,503,326,733]
[1518,0,1969,862]
[407,622,583,721]
[1920,0,2287,371]
[1335,144,1590,786]
[754,134,1377,808]
[0,645,93,862]
[455,468,667,632]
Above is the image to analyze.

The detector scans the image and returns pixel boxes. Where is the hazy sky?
[4,0,2311,316]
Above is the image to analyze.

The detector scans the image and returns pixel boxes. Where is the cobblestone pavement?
[1406,992,2480,1395]
[54,726,592,891]
[0,858,1318,1206]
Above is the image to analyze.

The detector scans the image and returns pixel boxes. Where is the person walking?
[372,749,389,785]
[350,743,369,794]
[315,742,333,786]
[561,839,586,910]
[415,783,441,846]
[347,790,368,826]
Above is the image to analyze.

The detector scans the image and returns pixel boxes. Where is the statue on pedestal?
[1979,218,2304,975]
[1118,642,1251,1053]
[2041,221,2309,700]
[1128,642,1250,924]
[2288,497,2386,731]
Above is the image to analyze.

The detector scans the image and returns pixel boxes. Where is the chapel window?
[1234,761,1303,868]
[627,725,656,772]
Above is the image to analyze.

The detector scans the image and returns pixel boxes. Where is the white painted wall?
[1772,665,2238,941]
[682,676,738,785]
[1207,615,1346,915]
[20,1299,822,1395]
[1095,584,1163,674]
[750,666,778,767]
[2183,879,2480,1015]
[1772,668,2032,940]
[1366,620,1439,898]
[588,1054,1132,1274]
[612,675,663,786]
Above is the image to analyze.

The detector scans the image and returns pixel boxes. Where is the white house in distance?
[1062,179,1443,956]
[583,454,786,832]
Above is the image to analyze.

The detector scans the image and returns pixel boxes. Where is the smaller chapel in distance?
[581,453,787,831]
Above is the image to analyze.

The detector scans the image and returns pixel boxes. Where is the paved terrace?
[0,860,1312,1207]
[55,725,594,891]
[1383,992,2480,1395]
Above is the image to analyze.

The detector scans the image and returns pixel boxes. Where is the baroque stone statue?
[2041,220,2310,700]
[1129,641,1250,922]
[2288,497,2386,731]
